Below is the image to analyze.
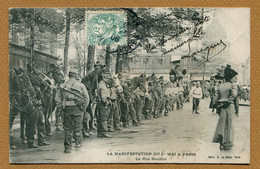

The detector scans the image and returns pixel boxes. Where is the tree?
[115,46,122,74]
[87,45,95,72]
[72,23,85,75]
[9,8,65,66]
[112,8,203,73]
[67,8,96,74]
[105,45,111,69]
[63,9,71,74]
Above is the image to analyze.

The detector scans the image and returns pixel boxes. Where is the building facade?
[9,42,59,73]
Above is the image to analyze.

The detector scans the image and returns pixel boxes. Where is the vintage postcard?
[9,7,250,164]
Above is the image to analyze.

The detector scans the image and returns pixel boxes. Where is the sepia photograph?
[8,7,250,164]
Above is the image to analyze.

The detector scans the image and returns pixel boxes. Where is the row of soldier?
[9,62,191,153]
[54,67,191,153]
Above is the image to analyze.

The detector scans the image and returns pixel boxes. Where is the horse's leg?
[20,112,27,144]
[47,111,52,135]
[9,107,19,149]
[82,109,90,137]
[55,107,62,131]
[90,102,96,130]
[26,107,39,148]
[44,108,52,136]
[9,107,18,130]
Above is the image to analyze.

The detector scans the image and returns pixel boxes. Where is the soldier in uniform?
[133,86,145,125]
[172,82,179,110]
[177,82,184,109]
[96,72,112,138]
[169,82,175,111]
[153,79,162,118]
[159,80,167,117]
[107,75,123,131]
[117,75,130,128]
[164,82,172,116]
[121,78,139,126]
[143,81,154,119]
[34,87,51,147]
[55,68,89,153]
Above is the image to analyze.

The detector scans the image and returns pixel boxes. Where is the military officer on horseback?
[55,67,89,153]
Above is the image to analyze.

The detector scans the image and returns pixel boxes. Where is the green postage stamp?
[85,10,127,45]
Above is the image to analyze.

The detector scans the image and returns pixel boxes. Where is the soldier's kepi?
[55,67,89,153]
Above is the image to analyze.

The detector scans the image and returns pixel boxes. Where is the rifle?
[59,84,87,110]
[61,86,85,99]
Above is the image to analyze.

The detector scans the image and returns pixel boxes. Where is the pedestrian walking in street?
[55,68,89,153]
[190,82,196,102]
[242,85,250,101]
[233,77,242,116]
[213,65,238,150]
[191,81,203,114]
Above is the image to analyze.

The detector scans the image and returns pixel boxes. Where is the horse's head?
[48,63,65,85]
[10,69,23,92]
[111,74,123,93]
[12,68,38,106]
[26,64,55,93]
[13,68,33,91]
[132,73,148,93]
[81,64,111,102]
[147,73,158,86]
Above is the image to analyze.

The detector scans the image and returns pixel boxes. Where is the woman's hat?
[224,64,238,81]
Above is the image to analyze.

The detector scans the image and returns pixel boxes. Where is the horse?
[81,65,110,132]
[147,73,158,89]
[47,63,66,86]
[9,69,27,145]
[45,64,67,130]
[121,73,149,125]
[111,74,123,94]
[26,64,56,135]
[9,67,43,148]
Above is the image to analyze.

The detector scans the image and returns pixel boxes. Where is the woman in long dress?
[213,65,238,150]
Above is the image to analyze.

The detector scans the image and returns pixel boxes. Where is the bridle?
[27,69,55,113]
[9,70,37,112]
